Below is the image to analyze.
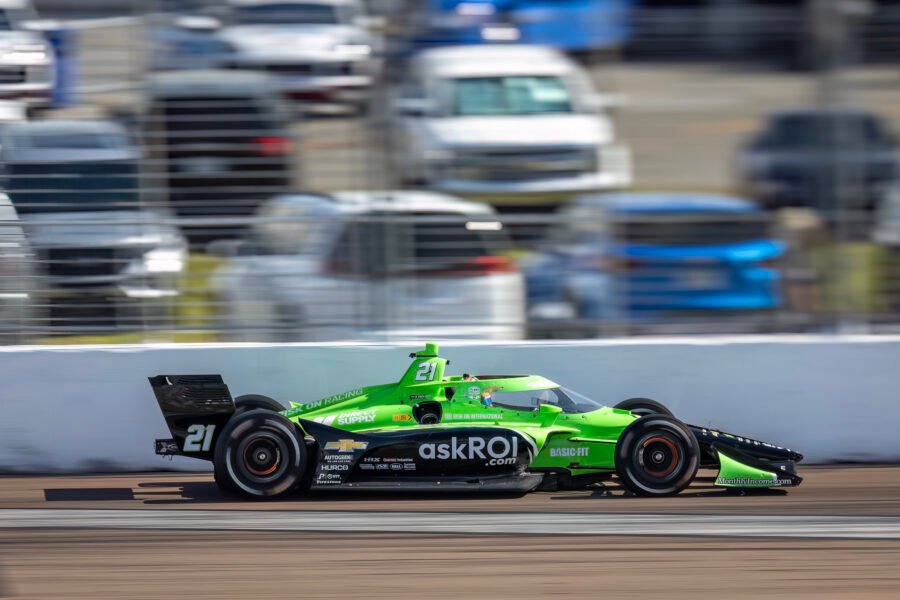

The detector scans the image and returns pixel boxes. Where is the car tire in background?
[614,415,700,497]
[213,409,307,499]
[614,397,674,418]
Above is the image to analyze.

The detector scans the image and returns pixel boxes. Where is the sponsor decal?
[320,464,350,472]
[315,472,342,485]
[403,463,416,471]
[393,414,413,422]
[286,389,364,417]
[325,439,369,453]
[549,447,589,458]
[409,394,427,400]
[323,453,354,463]
[447,413,503,421]
[375,464,389,470]
[715,476,794,487]
[360,464,375,470]
[418,435,520,466]
[390,463,403,471]
[465,385,481,400]
[336,409,376,426]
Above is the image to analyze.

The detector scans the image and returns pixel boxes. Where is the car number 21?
[415,362,437,381]
[183,424,216,452]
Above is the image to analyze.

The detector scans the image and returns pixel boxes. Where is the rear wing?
[149,375,236,460]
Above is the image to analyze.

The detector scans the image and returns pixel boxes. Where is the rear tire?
[213,409,307,499]
[614,415,699,497]
[615,397,674,418]
[234,394,285,414]
[214,396,286,492]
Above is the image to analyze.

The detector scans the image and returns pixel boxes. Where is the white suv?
[389,44,630,206]
[0,0,53,104]
[212,190,525,341]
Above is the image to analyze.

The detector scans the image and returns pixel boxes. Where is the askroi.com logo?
[418,435,519,466]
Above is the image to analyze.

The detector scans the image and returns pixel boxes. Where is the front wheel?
[614,415,699,497]
[213,409,307,499]
[615,397,674,418]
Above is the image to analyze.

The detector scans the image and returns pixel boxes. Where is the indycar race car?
[151,343,802,498]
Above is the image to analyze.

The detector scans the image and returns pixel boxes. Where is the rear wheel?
[213,409,307,499]
[214,395,287,492]
[615,397,674,418]
[234,394,285,415]
[614,415,699,497]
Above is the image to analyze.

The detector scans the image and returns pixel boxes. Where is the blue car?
[409,0,634,52]
[524,193,786,329]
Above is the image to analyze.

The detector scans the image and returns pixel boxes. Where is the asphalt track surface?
[2,466,900,599]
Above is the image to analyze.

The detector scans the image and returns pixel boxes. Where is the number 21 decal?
[415,362,437,381]
[183,424,216,452]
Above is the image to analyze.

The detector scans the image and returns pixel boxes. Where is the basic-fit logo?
[418,435,519,466]
[325,439,369,453]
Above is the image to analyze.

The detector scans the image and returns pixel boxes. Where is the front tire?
[615,397,674,418]
[614,415,699,497]
[213,409,307,499]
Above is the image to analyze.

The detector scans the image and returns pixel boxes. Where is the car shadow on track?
[134,480,531,505]
[549,476,789,501]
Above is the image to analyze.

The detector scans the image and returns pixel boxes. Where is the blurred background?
[1,0,899,344]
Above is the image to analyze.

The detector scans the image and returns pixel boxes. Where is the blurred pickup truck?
[0,120,187,334]
[211,190,525,341]
[388,44,630,209]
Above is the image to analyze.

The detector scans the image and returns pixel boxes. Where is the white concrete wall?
[1,336,898,472]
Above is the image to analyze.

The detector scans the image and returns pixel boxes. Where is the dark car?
[738,108,900,215]
[144,70,294,240]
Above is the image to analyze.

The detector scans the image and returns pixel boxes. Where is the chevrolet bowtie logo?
[325,439,369,453]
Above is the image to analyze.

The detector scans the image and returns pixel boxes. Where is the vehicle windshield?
[6,161,139,213]
[234,3,339,25]
[489,387,605,414]
[770,113,894,150]
[448,76,573,116]
[618,214,770,246]
[7,129,130,150]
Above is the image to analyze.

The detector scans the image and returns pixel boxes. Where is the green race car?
[151,342,802,498]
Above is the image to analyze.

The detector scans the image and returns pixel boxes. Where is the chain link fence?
[1,0,899,344]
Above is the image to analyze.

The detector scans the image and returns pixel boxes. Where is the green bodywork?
[277,342,779,487]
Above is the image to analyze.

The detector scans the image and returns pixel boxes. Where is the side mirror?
[173,15,222,32]
[394,97,436,118]
[538,403,563,426]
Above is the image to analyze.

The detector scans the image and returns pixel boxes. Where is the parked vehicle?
[737,107,900,213]
[387,0,633,53]
[211,190,525,341]
[0,120,187,334]
[0,191,32,341]
[144,70,294,240]
[524,192,785,332]
[152,0,381,113]
[388,44,630,208]
[0,0,53,105]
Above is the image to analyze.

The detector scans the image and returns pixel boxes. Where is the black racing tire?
[615,397,674,418]
[234,394,285,415]
[614,415,700,497]
[213,409,307,499]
